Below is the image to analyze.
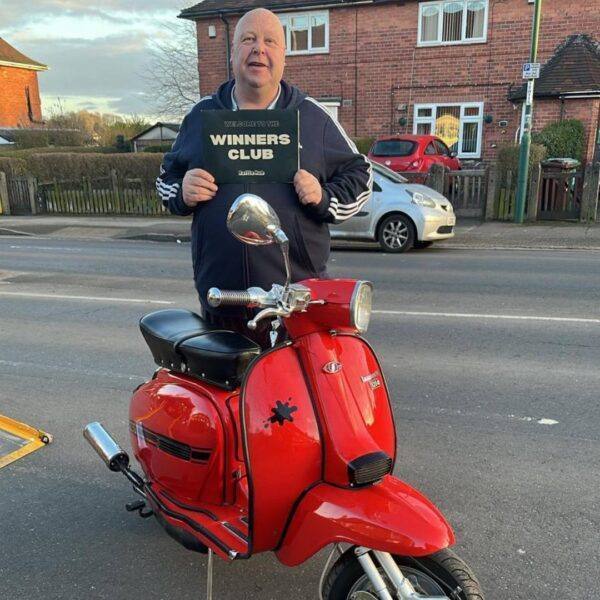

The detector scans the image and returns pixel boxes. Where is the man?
[156,8,371,345]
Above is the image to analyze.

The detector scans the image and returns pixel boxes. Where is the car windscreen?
[371,140,416,157]
[371,163,407,183]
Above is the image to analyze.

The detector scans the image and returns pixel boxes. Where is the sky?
[0,1,195,119]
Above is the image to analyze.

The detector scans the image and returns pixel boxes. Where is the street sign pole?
[514,0,543,224]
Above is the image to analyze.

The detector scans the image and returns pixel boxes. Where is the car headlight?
[409,191,436,208]
[350,281,373,333]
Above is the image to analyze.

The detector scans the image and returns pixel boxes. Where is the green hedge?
[0,157,27,177]
[532,119,585,162]
[0,145,123,158]
[9,129,86,149]
[0,152,163,183]
[497,143,547,183]
[353,137,376,155]
[143,144,174,153]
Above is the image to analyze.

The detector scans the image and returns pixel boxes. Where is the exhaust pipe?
[83,422,129,472]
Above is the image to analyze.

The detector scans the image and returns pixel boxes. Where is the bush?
[497,143,547,183]
[532,119,585,162]
[11,128,85,148]
[0,157,27,177]
[0,146,121,158]
[143,144,174,153]
[22,152,163,183]
[353,137,376,155]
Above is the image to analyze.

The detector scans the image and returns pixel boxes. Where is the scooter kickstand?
[205,548,213,600]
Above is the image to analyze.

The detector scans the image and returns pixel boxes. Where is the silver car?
[330,162,456,253]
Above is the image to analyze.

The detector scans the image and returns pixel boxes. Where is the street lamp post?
[514,0,543,224]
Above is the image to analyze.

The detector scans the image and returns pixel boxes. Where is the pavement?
[2,214,600,250]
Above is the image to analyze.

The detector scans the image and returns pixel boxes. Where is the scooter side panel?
[275,475,455,566]
[242,345,321,553]
[130,370,229,505]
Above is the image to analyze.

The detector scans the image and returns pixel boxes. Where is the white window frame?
[413,101,484,158]
[417,0,489,47]
[278,10,329,55]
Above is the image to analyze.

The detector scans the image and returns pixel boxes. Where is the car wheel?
[413,241,433,249]
[377,214,415,253]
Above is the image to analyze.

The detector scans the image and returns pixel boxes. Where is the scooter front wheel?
[322,547,484,600]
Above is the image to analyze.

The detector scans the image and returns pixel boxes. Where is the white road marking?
[0,359,144,381]
[374,310,600,325]
[0,291,174,305]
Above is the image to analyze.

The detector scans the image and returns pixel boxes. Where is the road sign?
[522,62,541,79]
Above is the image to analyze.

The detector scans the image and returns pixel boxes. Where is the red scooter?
[84,194,484,600]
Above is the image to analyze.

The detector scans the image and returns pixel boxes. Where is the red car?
[368,134,461,173]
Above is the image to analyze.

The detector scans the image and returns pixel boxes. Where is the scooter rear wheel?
[322,547,484,600]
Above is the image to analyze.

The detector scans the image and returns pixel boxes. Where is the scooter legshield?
[275,475,455,566]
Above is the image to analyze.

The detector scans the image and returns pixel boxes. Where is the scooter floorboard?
[147,483,249,560]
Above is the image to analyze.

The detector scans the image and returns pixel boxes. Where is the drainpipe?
[219,13,232,81]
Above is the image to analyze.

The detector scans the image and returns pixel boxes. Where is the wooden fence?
[0,170,166,216]
[399,166,488,218]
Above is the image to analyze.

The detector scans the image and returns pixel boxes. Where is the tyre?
[413,241,434,250]
[322,547,484,600]
[377,214,415,253]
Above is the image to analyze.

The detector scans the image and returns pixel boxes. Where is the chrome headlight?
[409,191,436,208]
[350,281,373,333]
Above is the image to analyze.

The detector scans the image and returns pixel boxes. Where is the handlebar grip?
[207,288,253,307]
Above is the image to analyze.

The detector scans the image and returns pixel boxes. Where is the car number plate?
[448,214,456,226]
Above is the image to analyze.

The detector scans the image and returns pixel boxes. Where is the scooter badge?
[323,361,342,374]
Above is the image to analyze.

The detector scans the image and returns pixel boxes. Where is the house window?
[279,11,329,54]
[413,102,483,157]
[418,1,488,46]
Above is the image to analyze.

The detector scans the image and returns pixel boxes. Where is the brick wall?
[0,65,43,127]
[194,0,599,162]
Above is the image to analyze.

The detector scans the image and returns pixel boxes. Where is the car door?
[330,172,378,236]
[434,140,455,171]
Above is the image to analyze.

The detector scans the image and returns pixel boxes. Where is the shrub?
[22,152,163,183]
[143,144,173,153]
[497,143,547,183]
[11,128,85,148]
[353,137,376,155]
[532,119,585,162]
[0,146,120,158]
[0,157,27,177]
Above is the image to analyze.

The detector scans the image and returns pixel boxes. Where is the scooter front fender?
[275,475,454,566]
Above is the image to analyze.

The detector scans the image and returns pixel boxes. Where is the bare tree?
[143,20,200,120]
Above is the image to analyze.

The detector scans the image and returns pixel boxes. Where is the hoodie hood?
[213,79,306,110]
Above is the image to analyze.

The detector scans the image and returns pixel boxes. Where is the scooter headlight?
[350,281,373,333]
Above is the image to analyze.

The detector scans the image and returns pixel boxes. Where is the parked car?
[330,162,455,253]
[367,134,461,174]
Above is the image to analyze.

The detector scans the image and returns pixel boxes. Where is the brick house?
[0,38,47,128]
[180,0,599,164]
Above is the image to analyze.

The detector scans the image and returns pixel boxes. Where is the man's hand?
[182,168,218,207]
[294,169,322,206]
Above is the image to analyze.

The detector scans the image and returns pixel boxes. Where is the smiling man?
[156,8,372,345]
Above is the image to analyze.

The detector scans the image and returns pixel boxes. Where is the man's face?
[232,10,286,92]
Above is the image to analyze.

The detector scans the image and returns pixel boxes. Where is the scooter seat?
[140,309,261,391]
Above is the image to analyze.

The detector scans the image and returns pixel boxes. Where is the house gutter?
[219,13,232,81]
[181,0,375,20]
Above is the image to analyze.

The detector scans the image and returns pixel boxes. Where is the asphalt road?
[1,237,599,600]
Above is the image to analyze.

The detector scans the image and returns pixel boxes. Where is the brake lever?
[247,307,289,330]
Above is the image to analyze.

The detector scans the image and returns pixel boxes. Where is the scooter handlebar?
[207,287,270,308]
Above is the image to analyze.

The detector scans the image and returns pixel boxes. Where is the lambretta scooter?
[84,194,484,600]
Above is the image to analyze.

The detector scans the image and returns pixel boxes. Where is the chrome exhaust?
[83,422,129,472]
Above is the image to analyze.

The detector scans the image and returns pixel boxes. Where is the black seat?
[139,309,261,391]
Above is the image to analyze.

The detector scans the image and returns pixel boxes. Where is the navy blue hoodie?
[156,80,372,314]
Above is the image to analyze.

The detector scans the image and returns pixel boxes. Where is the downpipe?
[354,547,448,600]
[83,422,146,498]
